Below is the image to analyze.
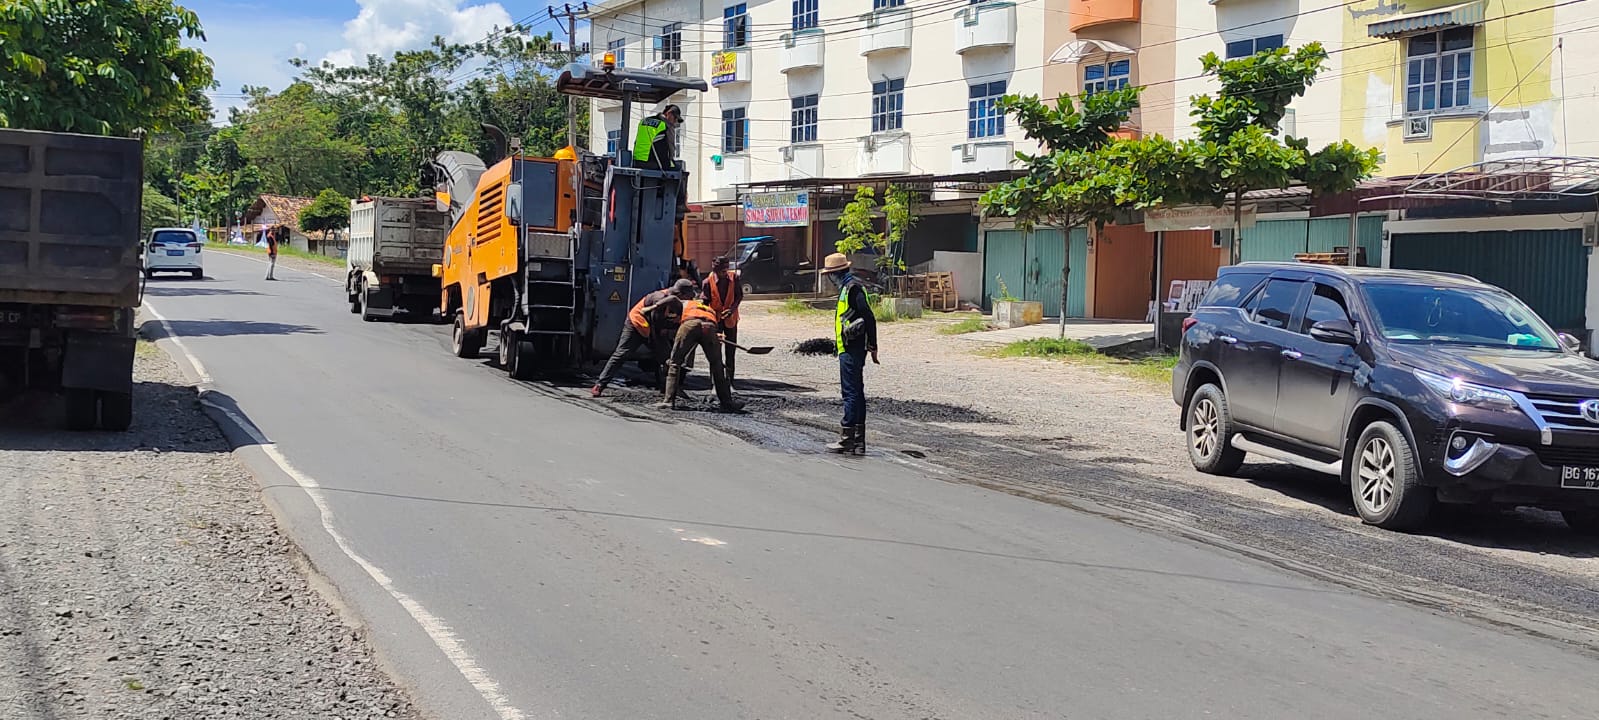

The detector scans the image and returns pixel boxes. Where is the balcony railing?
[954,2,1017,55]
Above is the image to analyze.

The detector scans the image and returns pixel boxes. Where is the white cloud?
[191,13,344,121]
[322,0,516,67]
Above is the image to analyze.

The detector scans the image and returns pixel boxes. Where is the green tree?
[836,186,885,272]
[299,189,351,240]
[235,83,363,196]
[181,126,263,227]
[0,0,215,134]
[882,185,917,276]
[141,183,182,237]
[1173,44,1380,262]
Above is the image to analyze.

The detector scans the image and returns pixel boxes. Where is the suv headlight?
[1414,369,1517,410]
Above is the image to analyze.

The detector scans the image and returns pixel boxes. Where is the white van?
[144,228,203,279]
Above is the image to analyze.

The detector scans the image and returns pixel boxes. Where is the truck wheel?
[359,288,377,322]
[64,388,98,431]
[451,314,483,358]
[504,331,535,380]
[99,391,133,431]
[348,292,361,314]
[1186,383,1245,475]
[1350,420,1435,530]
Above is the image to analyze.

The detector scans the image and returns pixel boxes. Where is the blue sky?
[184,0,556,119]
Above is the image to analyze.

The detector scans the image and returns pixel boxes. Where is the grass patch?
[134,338,160,358]
[938,316,992,335]
[211,241,344,267]
[769,297,826,316]
[872,299,900,323]
[992,338,1177,385]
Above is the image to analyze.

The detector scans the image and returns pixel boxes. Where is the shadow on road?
[1236,462,1599,555]
[139,318,322,338]
[0,380,232,455]
[143,284,263,298]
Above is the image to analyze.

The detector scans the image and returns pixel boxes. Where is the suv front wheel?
[1186,383,1245,475]
[1350,421,1434,530]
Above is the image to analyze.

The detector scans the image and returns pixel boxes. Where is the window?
[656,23,682,61]
[1200,272,1268,308]
[792,0,818,30]
[1406,27,1473,115]
[1363,283,1559,349]
[1083,59,1130,96]
[1224,34,1285,59]
[871,78,904,133]
[873,0,904,7]
[607,38,626,67]
[1299,284,1352,334]
[724,4,749,48]
[791,94,818,143]
[967,80,1006,139]
[606,129,620,156]
[722,107,748,153]
[1247,279,1304,330]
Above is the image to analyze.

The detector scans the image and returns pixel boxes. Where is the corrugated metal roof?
[1367,1,1486,38]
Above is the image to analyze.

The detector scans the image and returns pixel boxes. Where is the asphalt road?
[141,251,1599,720]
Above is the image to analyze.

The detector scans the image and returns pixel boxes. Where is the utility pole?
[549,2,589,151]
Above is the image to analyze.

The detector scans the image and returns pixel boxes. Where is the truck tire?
[98,391,133,431]
[451,313,483,358]
[1350,420,1435,530]
[65,388,97,431]
[359,288,377,322]
[503,331,536,380]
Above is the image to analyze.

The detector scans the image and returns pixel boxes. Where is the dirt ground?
[0,341,417,720]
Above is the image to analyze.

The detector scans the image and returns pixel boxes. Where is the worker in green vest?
[820,253,878,455]
[632,104,682,171]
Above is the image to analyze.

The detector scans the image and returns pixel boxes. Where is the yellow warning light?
[601,51,616,70]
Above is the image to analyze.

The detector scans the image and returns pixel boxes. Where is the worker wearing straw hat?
[818,252,878,455]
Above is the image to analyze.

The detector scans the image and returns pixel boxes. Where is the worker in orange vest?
[591,279,695,397]
[661,291,744,412]
[702,255,744,382]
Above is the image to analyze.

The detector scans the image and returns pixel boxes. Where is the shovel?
[721,337,773,355]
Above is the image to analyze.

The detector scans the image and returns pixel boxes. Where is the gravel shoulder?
[0,338,417,719]
[587,301,1599,647]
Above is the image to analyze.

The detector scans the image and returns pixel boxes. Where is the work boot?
[825,426,856,454]
[719,397,746,413]
[657,367,683,410]
[852,424,867,456]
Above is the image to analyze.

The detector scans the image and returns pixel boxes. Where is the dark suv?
[1173,263,1599,531]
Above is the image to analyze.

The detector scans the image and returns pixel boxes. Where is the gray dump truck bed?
[0,129,143,307]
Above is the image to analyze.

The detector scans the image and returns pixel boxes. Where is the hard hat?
[554,145,577,161]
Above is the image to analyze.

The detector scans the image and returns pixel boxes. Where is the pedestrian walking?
[702,255,743,382]
[264,225,281,280]
[660,295,744,412]
[591,279,696,397]
[819,253,877,455]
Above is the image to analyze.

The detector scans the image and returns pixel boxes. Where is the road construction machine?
[431,60,706,379]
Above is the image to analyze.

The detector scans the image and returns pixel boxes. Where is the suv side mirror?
[1559,332,1583,352]
[1309,319,1359,346]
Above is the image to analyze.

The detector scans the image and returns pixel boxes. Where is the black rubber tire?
[1350,420,1435,530]
[1185,383,1246,475]
[359,288,377,322]
[1561,509,1599,536]
[64,388,98,431]
[741,282,755,297]
[144,268,155,279]
[190,269,203,279]
[497,330,515,368]
[505,332,536,380]
[98,391,132,431]
[451,314,483,358]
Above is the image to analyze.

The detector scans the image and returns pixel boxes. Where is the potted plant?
[991,275,1042,328]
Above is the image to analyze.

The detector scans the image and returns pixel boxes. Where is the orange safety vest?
[627,288,673,336]
[680,300,719,325]
[704,271,740,327]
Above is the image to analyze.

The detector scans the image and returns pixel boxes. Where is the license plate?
[1561,466,1599,489]
[0,310,23,325]
[166,249,185,257]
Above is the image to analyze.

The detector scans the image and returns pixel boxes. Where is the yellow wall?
[1337,0,1557,177]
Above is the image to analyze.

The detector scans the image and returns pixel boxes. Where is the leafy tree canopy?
[300,189,351,237]
[0,0,215,134]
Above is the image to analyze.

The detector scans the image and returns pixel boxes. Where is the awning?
[1047,38,1135,65]
[1367,0,1486,38]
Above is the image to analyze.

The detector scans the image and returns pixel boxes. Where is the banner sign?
[742,191,810,227]
[710,51,739,85]
[1146,204,1257,232]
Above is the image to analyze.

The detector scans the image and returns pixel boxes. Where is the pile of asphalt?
[791,338,835,356]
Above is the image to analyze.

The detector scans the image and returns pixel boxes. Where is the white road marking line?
[147,298,527,720]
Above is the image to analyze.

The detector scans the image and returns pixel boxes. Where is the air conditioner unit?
[664,60,686,76]
[1403,115,1432,140]
[781,146,795,162]
[862,135,879,153]
[959,143,976,162]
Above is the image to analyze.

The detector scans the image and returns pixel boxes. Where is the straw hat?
[820,253,852,274]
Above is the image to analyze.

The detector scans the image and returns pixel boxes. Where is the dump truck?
[432,60,707,379]
[346,196,449,321]
[0,128,143,430]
